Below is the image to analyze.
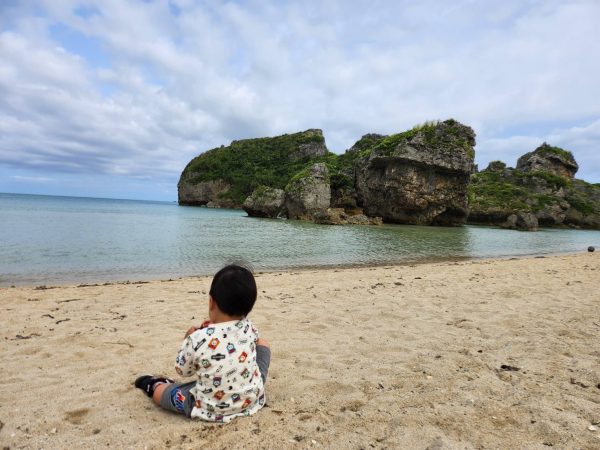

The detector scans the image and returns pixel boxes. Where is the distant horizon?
[1,190,176,203]
[3,129,600,203]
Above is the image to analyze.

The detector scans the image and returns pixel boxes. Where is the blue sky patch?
[49,23,111,69]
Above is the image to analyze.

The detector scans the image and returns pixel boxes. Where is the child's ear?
[208,295,216,311]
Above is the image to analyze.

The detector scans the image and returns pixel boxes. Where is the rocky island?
[468,143,600,230]
[178,123,600,230]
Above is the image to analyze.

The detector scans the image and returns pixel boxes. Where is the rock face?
[486,160,507,172]
[178,129,329,208]
[517,143,578,179]
[312,208,382,225]
[242,187,286,218]
[468,144,600,230]
[177,177,235,208]
[329,134,387,211]
[289,130,328,160]
[501,212,539,231]
[563,180,600,228]
[285,163,331,220]
[355,120,476,225]
[178,122,599,230]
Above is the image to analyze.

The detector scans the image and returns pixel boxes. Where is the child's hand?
[185,326,199,337]
[185,320,211,338]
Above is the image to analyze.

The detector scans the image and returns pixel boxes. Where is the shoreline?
[1,253,599,448]
[1,248,592,289]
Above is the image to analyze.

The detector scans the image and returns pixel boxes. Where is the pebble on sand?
[588,246,595,252]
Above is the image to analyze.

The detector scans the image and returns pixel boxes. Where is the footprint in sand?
[64,408,90,425]
[340,399,365,412]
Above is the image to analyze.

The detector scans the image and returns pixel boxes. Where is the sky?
[1,0,599,201]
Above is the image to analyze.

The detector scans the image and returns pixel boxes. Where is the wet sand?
[1,253,599,449]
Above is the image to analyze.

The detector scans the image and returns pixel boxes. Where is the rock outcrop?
[288,131,328,160]
[517,143,578,178]
[485,160,507,172]
[178,122,599,230]
[284,163,331,220]
[242,187,286,218]
[177,178,235,208]
[178,129,329,208]
[501,212,539,231]
[354,120,476,225]
[312,208,382,225]
[468,144,600,230]
[329,134,387,211]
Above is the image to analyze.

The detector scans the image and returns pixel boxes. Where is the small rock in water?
[588,246,595,252]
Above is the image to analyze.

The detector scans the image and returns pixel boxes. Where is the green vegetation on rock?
[330,135,386,187]
[180,120,477,206]
[365,119,475,159]
[468,170,576,214]
[181,130,328,204]
[368,121,442,157]
[566,179,599,215]
[252,185,270,196]
[519,170,571,188]
[468,171,529,211]
[469,160,600,227]
[535,144,575,161]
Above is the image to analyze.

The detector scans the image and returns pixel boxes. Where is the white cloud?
[11,175,55,183]
[1,0,599,201]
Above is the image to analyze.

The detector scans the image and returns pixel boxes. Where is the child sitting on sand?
[134,264,270,423]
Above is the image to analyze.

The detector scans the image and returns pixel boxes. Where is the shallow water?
[1,193,598,286]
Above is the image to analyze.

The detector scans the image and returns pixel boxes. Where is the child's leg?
[152,382,170,405]
[134,375,174,398]
[256,338,271,383]
[135,376,193,416]
[156,381,196,416]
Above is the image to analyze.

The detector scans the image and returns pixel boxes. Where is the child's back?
[175,317,265,422]
[135,264,270,423]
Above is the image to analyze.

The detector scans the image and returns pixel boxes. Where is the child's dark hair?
[209,264,257,316]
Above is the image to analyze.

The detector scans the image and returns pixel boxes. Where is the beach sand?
[1,253,599,449]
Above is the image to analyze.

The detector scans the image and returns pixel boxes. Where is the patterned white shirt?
[175,317,265,422]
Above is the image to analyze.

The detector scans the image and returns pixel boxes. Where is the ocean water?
[1,192,599,286]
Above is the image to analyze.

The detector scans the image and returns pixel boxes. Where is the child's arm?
[185,320,211,338]
[174,335,198,377]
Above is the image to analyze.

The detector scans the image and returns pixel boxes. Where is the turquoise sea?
[1,192,599,286]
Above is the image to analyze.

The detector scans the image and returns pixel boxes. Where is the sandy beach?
[1,253,599,449]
